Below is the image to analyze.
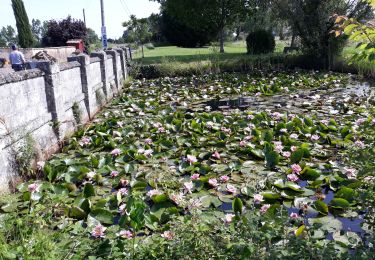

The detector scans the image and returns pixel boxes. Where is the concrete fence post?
[67,54,92,118]
[90,51,110,100]
[114,48,127,84]
[33,61,64,139]
[105,50,119,91]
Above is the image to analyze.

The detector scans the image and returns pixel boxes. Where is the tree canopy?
[11,0,34,48]
[42,16,87,47]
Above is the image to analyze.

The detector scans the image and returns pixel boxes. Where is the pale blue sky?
[0,0,160,38]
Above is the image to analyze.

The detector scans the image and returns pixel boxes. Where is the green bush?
[246,30,275,55]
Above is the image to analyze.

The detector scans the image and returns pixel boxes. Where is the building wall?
[0,49,127,194]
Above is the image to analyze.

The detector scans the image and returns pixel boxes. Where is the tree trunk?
[219,28,225,53]
[290,31,296,48]
[141,44,144,58]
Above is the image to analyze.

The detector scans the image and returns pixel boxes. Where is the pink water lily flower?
[311,134,320,141]
[291,164,302,174]
[144,149,153,157]
[364,176,374,182]
[212,151,221,160]
[184,182,194,194]
[344,168,357,179]
[110,171,119,177]
[239,140,247,147]
[253,194,264,204]
[208,178,219,188]
[260,204,271,214]
[79,136,91,146]
[355,118,366,126]
[157,127,166,133]
[147,189,162,197]
[274,143,284,153]
[111,148,121,156]
[191,173,200,180]
[186,155,197,164]
[87,171,96,180]
[224,213,236,224]
[161,231,174,240]
[36,161,45,170]
[226,184,237,194]
[291,146,298,152]
[118,230,133,239]
[119,204,127,215]
[220,175,230,183]
[290,212,299,219]
[290,133,298,139]
[118,188,128,196]
[144,138,153,145]
[282,151,291,158]
[170,192,185,206]
[28,183,40,193]
[91,224,106,238]
[120,179,129,186]
[354,140,365,149]
[287,173,299,182]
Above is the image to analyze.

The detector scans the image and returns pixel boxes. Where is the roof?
[66,39,83,44]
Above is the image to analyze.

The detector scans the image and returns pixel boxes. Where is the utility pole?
[83,8,86,26]
[100,0,108,49]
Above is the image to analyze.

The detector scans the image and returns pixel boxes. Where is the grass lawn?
[133,41,289,64]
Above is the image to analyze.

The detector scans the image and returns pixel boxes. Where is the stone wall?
[0,46,76,63]
[0,49,128,194]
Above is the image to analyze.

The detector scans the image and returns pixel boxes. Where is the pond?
[1,71,374,257]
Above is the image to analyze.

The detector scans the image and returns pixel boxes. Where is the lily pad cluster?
[1,71,374,255]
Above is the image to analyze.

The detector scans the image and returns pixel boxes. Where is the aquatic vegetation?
[0,71,374,259]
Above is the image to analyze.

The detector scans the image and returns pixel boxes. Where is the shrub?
[246,30,275,55]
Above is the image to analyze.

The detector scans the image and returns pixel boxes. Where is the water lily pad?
[90,208,114,224]
[330,198,350,209]
[314,200,329,215]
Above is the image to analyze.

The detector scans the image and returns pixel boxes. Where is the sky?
[0,0,160,38]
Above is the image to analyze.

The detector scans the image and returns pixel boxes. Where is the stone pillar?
[105,50,120,91]
[90,51,112,100]
[114,48,127,85]
[67,54,92,118]
[34,61,61,137]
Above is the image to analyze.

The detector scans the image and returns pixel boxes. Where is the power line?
[119,0,130,17]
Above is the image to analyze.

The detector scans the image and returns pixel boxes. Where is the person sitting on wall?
[9,44,26,71]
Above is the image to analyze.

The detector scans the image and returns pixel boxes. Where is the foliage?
[85,28,100,46]
[246,30,276,54]
[273,0,372,69]
[42,16,87,47]
[0,72,374,258]
[11,0,34,48]
[157,0,249,51]
[0,25,18,47]
[333,0,375,64]
[123,15,152,58]
[31,19,43,46]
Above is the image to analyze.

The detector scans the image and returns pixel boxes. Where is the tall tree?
[31,19,43,45]
[122,15,152,58]
[42,16,87,47]
[153,0,248,52]
[0,25,18,47]
[11,0,34,47]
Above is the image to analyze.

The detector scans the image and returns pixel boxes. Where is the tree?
[11,0,34,48]
[154,0,249,51]
[273,0,372,69]
[122,15,152,58]
[85,28,99,46]
[0,25,18,47]
[334,0,375,63]
[42,16,87,47]
[31,19,43,45]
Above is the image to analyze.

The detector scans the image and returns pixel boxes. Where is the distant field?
[133,41,289,64]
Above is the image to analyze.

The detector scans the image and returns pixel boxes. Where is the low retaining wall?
[0,48,128,194]
[0,46,76,63]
